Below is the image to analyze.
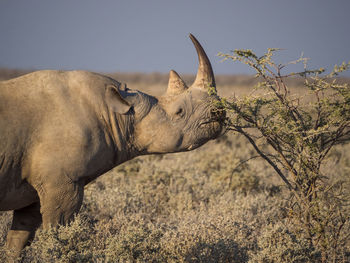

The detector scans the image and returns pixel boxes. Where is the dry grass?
[0,69,349,262]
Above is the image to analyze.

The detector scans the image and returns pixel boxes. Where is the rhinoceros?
[0,34,224,257]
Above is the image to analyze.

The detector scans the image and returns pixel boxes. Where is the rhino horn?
[189,34,216,92]
[166,69,188,95]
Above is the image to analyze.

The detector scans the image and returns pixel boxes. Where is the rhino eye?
[175,108,184,116]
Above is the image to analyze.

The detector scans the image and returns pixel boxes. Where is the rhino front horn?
[189,34,216,92]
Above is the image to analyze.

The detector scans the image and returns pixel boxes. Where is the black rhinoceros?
[0,34,224,257]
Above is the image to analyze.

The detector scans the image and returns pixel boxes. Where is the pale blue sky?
[0,0,349,75]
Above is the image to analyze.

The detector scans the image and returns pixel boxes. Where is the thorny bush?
[215,48,350,262]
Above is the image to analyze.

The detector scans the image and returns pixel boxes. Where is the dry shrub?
[0,211,11,262]
[217,48,350,262]
[22,215,96,263]
[250,221,319,263]
[2,132,348,262]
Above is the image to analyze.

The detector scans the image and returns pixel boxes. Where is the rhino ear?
[106,84,132,114]
[166,70,188,96]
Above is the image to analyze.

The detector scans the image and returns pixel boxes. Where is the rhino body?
[0,35,223,257]
[0,70,138,210]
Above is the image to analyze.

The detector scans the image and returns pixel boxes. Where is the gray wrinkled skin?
[0,34,224,258]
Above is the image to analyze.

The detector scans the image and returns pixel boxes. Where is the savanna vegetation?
[0,55,349,263]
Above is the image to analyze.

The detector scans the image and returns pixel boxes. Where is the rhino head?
[110,34,224,154]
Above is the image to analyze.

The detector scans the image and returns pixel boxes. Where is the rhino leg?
[36,178,84,228]
[6,202,41,259]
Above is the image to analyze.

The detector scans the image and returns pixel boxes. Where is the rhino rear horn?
[189,34,216,92]
[166,70,188,95]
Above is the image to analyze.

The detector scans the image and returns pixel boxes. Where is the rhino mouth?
[199,120,219,127]
[199,109,226,131]
[199,119,224,138]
